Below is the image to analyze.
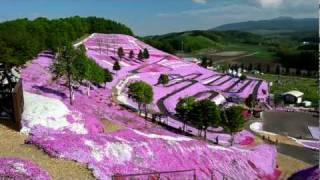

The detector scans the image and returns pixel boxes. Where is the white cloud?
[258,0,283,8]
[192,0,207,4]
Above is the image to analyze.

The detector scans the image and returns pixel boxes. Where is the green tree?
[257,64,262,72]
[0,16,134,65]
[239,75,247,81]
[73,45,113,95]
[128,81,153,119]
[175,97,196,132]
[0,41,16,64]
[51,42,77,105]
[190,99,221,139]
[113,60,121,71]
[221,106,245,145]
[157,74,169,85]
[245,93,257,109]
[52,43,112,99]
[266,64,271,73]
[138,50,144,60]
[103,69,113,83]
[143,48,150,59]
[274,94,283,108]
[276,64,281,75]
[129,50,134,59]
[248,63,253,71]
[117,47,125,60]
[200,57,209,68]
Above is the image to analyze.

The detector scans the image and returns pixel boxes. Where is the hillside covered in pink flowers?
[13,33,281,180]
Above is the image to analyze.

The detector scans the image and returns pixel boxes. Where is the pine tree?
[113,60,121,71]
[129,50,134,59]
[157,74,169,85]
[117,47,125,60]
[138,50,144,60]
[143,48,150,59]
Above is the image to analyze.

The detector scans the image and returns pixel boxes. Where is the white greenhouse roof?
[282,90,304,98]
[212,94,226,105]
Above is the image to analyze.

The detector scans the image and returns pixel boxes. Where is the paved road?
[276,143,319,165]
[263,111,318,139]
[261,111,319,165]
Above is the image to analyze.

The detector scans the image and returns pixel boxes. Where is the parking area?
[263,111,318,139]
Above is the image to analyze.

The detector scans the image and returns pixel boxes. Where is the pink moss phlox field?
[19,34,278,180]
[82,33,269,103]
[289,165,319,180]
[298,140,320,150]
[0,157,50,180]
[27,127,278,180]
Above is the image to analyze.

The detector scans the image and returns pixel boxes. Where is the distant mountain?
[213,17,318,35]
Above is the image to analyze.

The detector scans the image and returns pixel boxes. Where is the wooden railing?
[112,169,196,180]
[111,168,237,180]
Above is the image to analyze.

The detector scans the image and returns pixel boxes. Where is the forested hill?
[143,30,263,54]
[0,16,133,65]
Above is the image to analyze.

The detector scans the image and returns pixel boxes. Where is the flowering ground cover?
[26,127,279,180]
[0,157,50,180]
[83,33,269,105]
[16,33,281,180]
[288,165,319,180]
[296,140,320,150]
[308,126,320,139]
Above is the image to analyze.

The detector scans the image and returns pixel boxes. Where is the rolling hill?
[213,17,318,35]
[144,30,264,52]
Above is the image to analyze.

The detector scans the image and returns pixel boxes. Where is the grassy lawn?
[182,40,275,61]
[249,73,319,106]
[101,118,123,133]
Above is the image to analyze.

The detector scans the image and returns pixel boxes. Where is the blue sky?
[0,0,317,35]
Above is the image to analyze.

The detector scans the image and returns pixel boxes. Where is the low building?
[302,101,312,107]
[212,94,227,106]
[282,90,304,104]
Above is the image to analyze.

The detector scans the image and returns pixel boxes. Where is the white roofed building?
[282,90,304,104]
[212,94,227,106]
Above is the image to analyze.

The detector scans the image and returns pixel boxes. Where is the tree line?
[175,97,245,144]
[0,16,133,65]
[276,44,318,71]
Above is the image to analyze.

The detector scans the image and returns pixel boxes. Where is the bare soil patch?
[0,122,94,180]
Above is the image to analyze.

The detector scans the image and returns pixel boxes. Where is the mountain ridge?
[212,17,318,34]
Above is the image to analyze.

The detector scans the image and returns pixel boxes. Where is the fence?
[111,169,196,180]
[211,168,236,180]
